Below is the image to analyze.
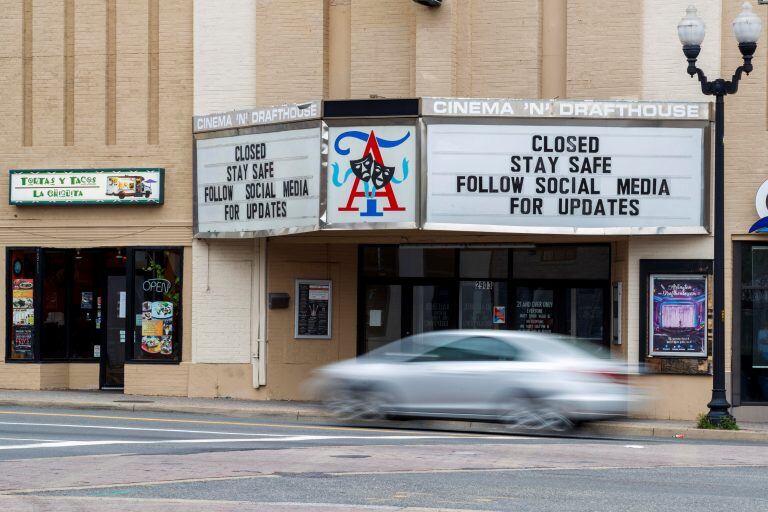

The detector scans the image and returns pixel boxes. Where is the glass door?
[411,283,457,335]
[362,284,402,354]
[513,282,609,351]
[513,285,556,333]
[460,280,508,330]
[102,254,127,389]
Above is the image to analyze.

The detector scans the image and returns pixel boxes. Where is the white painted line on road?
[624,445,645,449]
[0,421,288,437]
[0,433,527,451]
[0,436,66,442]
[0,410,489,437]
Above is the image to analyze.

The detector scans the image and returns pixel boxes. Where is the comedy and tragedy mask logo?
[331,129,411,217]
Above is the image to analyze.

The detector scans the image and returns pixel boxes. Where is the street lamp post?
[677,3,762,424]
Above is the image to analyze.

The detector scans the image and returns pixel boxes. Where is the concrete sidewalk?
[1,389,766,442]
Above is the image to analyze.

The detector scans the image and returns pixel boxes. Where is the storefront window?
[460,281,508,329]
[460,250,508,279]
[513,245,609,280]
[739,244,768,402]
[132,249,182,361]
[363,284,402,353]
[362,246,398,278]
[8,249,36,360]
[400,248,455,278]
[358,244,610,355]
[41,251,68,359]
[69,251,99,359]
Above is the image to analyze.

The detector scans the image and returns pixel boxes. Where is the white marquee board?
[195,127,322,237]
[425,123,706,235]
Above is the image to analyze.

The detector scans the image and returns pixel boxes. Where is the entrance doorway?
[39,248,128,389]
[359,244,611,355]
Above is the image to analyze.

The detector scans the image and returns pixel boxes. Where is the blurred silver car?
[307,330,639,431]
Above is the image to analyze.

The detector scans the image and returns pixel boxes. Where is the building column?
[541,0,566,99]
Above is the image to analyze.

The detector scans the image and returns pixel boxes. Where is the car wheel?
[499,395,573,433]
[325,385,392,421]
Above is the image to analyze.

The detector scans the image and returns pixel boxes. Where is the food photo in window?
[133,250,181,361]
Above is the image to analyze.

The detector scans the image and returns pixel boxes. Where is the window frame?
[126,246,184,364]
[5,247,41,363]
[732,242,768,405]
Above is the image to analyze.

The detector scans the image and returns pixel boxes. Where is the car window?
[411,336,518,362]
[363,333,463,361]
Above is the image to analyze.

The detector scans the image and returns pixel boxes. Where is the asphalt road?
[0,406,766,511]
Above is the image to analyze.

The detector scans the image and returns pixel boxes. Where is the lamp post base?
[706,389,732,424]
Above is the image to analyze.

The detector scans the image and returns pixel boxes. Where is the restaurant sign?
[10,169,164,205]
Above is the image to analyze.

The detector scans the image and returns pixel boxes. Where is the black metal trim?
[323,99,420,118]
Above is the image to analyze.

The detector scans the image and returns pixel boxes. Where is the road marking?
[0,433,523,451]
[0,421,289,437]
[624,445,645,449]
[0,436,65,443]
[0,410,480,437]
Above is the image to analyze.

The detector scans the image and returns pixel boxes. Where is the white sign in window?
[425,124,706,235]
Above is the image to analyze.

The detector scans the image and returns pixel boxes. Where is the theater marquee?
[192,98,711,238]
[424,123,707,234]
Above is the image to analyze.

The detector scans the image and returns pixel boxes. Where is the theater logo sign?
[327,125,417,228]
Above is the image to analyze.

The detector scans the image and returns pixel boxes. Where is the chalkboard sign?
[295,280,332,339]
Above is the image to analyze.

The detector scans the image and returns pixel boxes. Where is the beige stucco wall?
[632,374,713,420]
[194,0,258,116]
[264,240,358,400]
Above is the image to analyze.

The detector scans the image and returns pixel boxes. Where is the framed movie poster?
[295,280,332,339]
[649,274,707,357]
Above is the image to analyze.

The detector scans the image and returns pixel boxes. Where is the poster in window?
[649,274,707,357]
[12,279,34,327]
[513,288,554,332]
[13,325,33,354]
[295,280,332,339]
[141,301,174,354]
[81,291,93,309]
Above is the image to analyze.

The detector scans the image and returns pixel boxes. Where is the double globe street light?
[677,3,762,424]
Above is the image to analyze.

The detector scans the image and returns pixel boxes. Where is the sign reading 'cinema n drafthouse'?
[424,123,706,235]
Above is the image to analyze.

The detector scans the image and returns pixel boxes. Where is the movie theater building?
[190,96,714,420]
[186,0,768,421]
[1,0,193,392]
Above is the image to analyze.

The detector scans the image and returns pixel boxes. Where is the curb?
[1,398,766,442]
[0,398,335,422]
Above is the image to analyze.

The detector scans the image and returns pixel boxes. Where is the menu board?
[295,280,332,339]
